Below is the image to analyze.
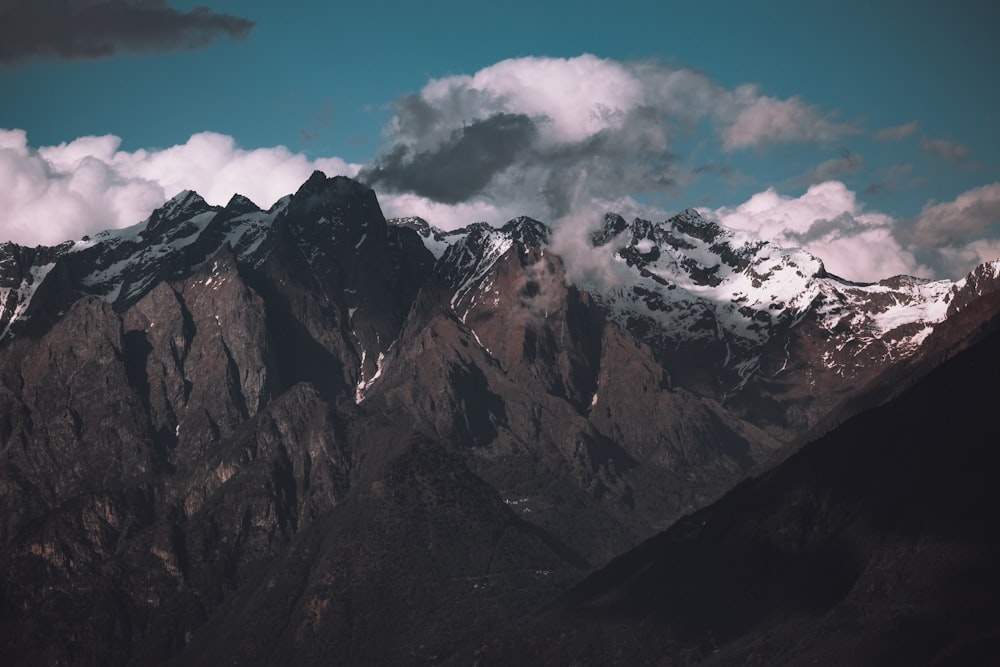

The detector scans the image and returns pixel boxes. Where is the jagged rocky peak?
[628,216,657,239]
[949,259,1000,315]
[0,240,22,262]
[668,207,722,243]
[590,209,723,254]
[387,216,457,259]
[147,190,213,233]
[873,274,934,292]
[0,242,40,280]
[388,215,432,235]
[164,189,210,214]
[224,193,261,215]
[591,212,628,246]
[284,171,387,245]
[291,170,375,209]
[501,215,550,246]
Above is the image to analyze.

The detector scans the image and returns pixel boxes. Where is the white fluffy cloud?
[416,55,646,147]
[0,129,358,246]
[401,56,853,153]
[703,180,1000,281]
[709,181,926,281]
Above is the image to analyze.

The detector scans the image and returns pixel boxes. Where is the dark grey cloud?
[391,94,443,142]
[0,0,254,64]
[359,113,539,204]
[528,106,680,218]
[364,99,682,221]
[365,56,862,227]
[787,211,871,245]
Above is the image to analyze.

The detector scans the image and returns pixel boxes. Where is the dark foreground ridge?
[468,320,1000,666]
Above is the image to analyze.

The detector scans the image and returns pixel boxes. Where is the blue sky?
[1,0,998,280]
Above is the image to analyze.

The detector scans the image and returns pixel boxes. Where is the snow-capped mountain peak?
[500,215,550,247]
[223,193,263,215]
[404,205,973,396]
[150,190,212,229]
[2,176,997,410]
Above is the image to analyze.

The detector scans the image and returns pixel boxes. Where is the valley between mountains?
[2,172,998,665]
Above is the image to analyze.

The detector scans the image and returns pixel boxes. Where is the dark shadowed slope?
[470,322,1000,666]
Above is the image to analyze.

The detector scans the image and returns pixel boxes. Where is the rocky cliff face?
[469,310,1000,667]
[2,172,1000,665]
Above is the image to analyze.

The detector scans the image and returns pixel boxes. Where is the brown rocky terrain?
[465,311,1000,667]
[2,173,999,665]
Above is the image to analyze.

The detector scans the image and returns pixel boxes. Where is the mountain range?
[1,172,998,665]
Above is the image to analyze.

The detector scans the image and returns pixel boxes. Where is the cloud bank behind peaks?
[709,181,926,281]
[363,55,856,227]
[0,0,254,64]
[0,128,358,246]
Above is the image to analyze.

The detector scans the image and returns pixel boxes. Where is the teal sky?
[1,0,998,280]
